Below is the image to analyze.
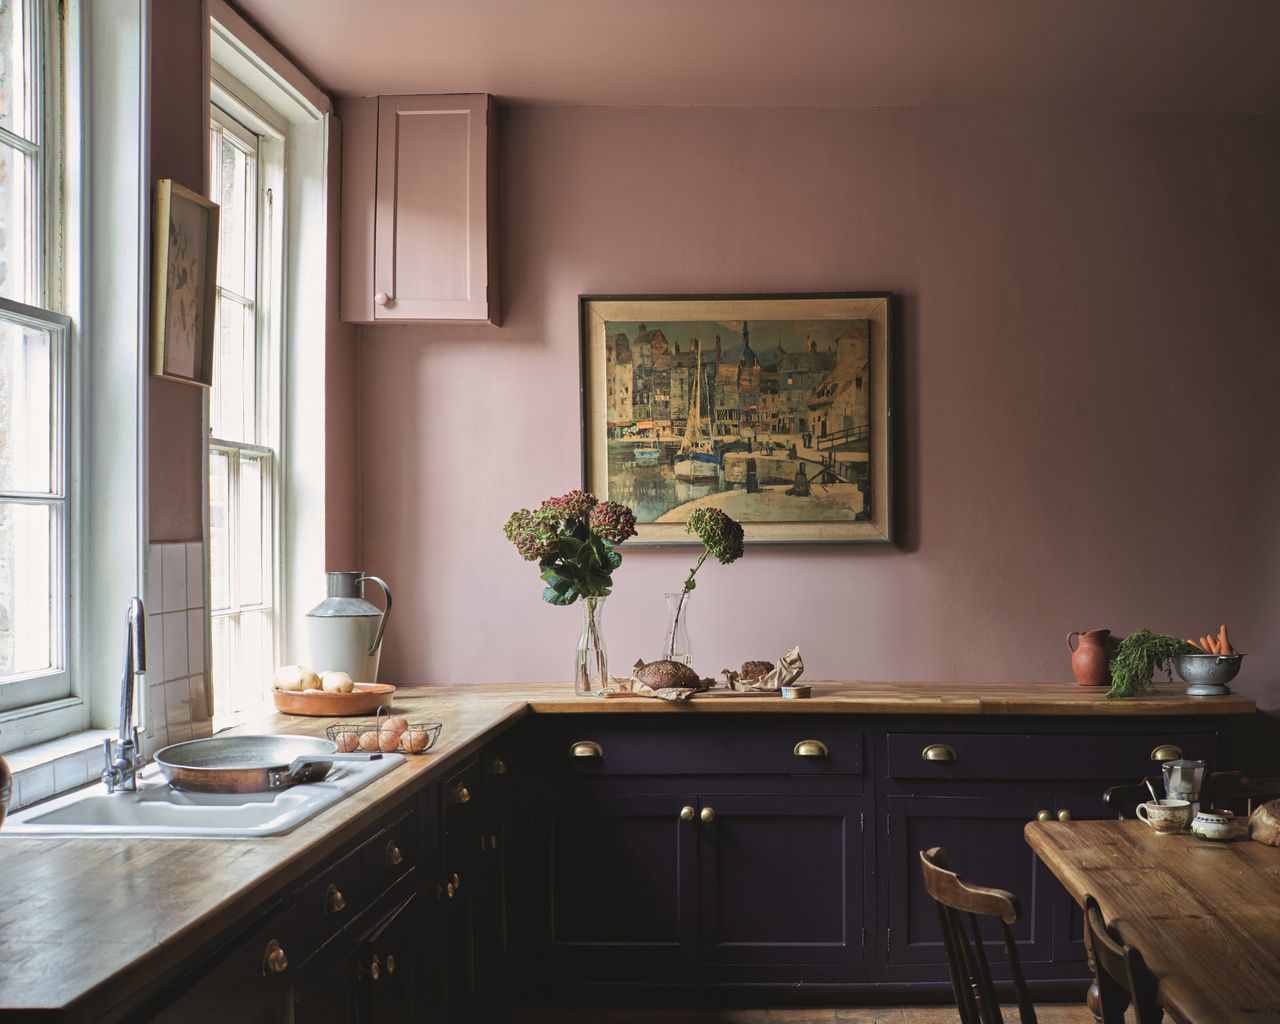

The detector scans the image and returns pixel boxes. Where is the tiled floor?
[504,1005,1096,1023]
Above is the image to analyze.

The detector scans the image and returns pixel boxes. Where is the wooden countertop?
[0,681,1254,1019]
[1026,819,1280,1023]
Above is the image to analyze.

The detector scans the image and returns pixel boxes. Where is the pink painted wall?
[147,0,209,543]
[356,105,1280,709]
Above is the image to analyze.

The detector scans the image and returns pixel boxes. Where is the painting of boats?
[580,294,894,545]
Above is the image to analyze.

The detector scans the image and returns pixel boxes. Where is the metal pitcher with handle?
[306,572,392,682]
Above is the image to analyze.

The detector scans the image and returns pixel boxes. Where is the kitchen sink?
[3,754,404,838]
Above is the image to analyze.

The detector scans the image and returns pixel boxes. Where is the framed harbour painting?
[580,293,894,545]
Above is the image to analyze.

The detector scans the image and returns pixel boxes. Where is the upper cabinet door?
[341,94,498,325]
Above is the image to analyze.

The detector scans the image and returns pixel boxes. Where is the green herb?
[1107,629,1197,699]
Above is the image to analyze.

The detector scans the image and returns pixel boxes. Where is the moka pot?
[306,572,392,682]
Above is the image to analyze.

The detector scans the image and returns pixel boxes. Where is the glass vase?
[574,596,610,696]
[663,591,693,665]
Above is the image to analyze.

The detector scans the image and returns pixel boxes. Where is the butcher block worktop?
[0,681,1254,1019]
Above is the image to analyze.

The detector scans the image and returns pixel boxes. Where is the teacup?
[1136,799,1192,834]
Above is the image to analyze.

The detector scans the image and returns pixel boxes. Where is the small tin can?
[780,684,811,699]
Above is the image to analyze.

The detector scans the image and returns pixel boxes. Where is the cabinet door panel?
[886,795,1053,968]
[699,794,863,966]
[538,792,696,968]
[374,95,489,321]
[366,894,419,1024]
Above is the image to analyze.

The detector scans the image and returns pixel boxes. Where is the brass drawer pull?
[1057,809,1073,822]
[1036,810,1052,822]
[385,840,403,867]
[453,785,471,804]
[324,883,346,915]
[922,743,957,763]
[680,805,695,821]
[490,757,508,775]
[262,939,289,975]
[700,806,716,823]
[570,740,603,759]
[794,739,829,758]
[1151,744,1183,763]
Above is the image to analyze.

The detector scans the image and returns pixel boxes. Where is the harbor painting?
[581,294,893,545]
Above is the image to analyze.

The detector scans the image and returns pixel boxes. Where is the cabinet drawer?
[364,809,417,897]
[443,758,481,832]
[557,727,863,776]
[886,731,1218,781]
[295,847,366,959]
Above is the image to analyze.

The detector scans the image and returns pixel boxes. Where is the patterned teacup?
[1136,798,1192,834]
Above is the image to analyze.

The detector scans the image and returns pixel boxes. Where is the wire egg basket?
[326,706,443,756]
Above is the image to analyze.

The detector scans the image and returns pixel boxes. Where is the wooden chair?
[1103,770,1280,818]
[1083,895,1163,1023]
[918,847,1037,1024]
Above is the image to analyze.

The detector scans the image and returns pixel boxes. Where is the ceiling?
[232,0,1280,112]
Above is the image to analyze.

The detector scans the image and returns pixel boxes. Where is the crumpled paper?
[721,647,805,691]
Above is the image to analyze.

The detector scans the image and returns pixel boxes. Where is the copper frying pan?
[155,735,381,793]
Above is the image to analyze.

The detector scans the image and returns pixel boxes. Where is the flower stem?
[666,551,708,660]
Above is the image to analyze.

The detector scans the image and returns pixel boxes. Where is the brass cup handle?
[453,785,471,804]
[490,758,508,775]
[1151,744,1183,763]
[570,740,603,759]
[324,883,346,915]
[370,954,380,982]
[1036,809,1053,822]
[794,739,829,758]
[922,744,957,763]
[262,939,289,975]
[680,805,695,821]
[1057,809,1073,822]
[385,841,403,867]
[700,806,716,823]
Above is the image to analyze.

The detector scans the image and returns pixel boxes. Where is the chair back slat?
[1083,895,1163,1024]
[919,847,1036,1024]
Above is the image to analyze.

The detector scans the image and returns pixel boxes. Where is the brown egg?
[378,728,401,753]
[400,728,431,753]
[384,715,409,736]
[334,731,359,753]
[357,730,381,752]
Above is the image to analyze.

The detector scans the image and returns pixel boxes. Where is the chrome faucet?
[102,597,147,793]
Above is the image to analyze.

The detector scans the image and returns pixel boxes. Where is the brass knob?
[700,806,716,823]
[385,841,403,867]
[386,953,396,975]
[370,954,380,982]
[1151,744,1183,763]
[262,939,288,975]
[922,744,957,763]
[324,883,346,915]
[794,739,829,758]
[453,785,471,804]
[680,805,695,821]
[489,834,498,850]
[491,758,508,775]
[1037,810,1053,822]
[1057,809,1073,822]
[451,872,461,889]
[446,881,456,899]
[570,740,603,759]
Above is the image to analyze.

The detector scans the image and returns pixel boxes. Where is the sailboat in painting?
[674,340,719,481]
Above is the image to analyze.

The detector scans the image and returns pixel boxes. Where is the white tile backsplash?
[161,543,188,613]
[144,541,209,758]
[187,609,205,675]
[161,611,188,681]
[186,542,204,610]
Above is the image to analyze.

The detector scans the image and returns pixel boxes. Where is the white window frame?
[0,0,83,742]
[207,79,286,726]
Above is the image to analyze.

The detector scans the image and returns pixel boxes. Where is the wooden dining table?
[1026,818,1280,1024]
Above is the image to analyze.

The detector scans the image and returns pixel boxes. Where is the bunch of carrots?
[1186,624,1236,655]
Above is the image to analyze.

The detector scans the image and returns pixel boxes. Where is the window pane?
[212,296,253,442]
[238,453,265,606]
[0,315,53,492]
[0,501,54,678]
[217,133,253,299]
[210,612,232,714]
[0,142,34,303]
[208,449,230,611]
[0,0,31,138]
[238,608,271,709]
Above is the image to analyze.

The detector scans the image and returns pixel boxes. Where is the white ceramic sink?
[4,755,404,838]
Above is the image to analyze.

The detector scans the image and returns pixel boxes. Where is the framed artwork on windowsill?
[151,179,219,387]
[580,292,894,546]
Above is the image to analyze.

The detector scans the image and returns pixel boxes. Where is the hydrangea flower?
[685,507,745,565]
[588,501,638,544]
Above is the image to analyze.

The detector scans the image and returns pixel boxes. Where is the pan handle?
[276,752,383,787]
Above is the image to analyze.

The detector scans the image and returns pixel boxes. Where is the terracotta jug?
[1068,628,1112,687]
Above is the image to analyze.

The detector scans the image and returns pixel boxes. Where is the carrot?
[1202,635,1217,654]
[1219,624,1232,655]
[1185,638,1200,649]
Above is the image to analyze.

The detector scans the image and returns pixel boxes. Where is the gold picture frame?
[581,293,894,546]
[151,179,219,387]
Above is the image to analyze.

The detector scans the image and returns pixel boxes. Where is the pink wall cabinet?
[340,93,499,325]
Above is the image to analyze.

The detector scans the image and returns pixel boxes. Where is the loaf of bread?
[1249,798,1280,847]
[740,660,774,681]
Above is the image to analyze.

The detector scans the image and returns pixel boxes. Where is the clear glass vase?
[663,591,693,665]
[574,596,610,696]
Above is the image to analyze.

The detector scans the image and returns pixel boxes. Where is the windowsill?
[4,728,114,810]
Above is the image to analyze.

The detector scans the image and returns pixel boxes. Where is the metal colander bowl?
[1174,653,1243,697]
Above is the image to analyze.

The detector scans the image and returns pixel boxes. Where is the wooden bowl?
[273,683,397,717]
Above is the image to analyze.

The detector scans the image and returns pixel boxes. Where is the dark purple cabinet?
[698,794,864,966]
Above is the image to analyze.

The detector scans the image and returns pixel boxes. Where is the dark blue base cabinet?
[513,714,1231,1001]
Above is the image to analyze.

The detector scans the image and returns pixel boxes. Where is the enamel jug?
[306,572,392,682]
